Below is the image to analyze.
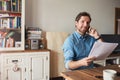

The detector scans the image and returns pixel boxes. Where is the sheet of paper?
[88,41,118,60]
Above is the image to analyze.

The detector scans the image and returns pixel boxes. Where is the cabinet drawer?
[3,56,24,65]
[7,58,22,64]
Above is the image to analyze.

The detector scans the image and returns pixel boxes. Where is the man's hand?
[88,27,100,39]
[68,56,96,69]
[79,56,96,66]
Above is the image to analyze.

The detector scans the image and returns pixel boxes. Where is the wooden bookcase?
[114,8,120,34]
[0,0,25,51]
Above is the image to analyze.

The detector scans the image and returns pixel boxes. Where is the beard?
[76,27,89,35]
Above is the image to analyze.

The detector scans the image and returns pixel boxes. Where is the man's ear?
[75,21,78,27]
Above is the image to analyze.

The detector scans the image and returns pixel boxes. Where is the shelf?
[0,10,21,14]
[0,28,21,31]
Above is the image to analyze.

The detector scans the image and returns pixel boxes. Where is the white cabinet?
[0,50,50,80]
[27,52,49,80]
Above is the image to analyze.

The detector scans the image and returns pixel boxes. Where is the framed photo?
[15,41,21,48]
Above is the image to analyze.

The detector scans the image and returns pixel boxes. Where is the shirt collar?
[75,31,88,39]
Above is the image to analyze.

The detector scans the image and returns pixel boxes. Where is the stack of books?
[25,27,42,49]
[26,27,42,40]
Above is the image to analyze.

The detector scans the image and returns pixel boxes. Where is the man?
[62,12,103,70]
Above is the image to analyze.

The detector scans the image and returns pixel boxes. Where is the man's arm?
[68,57,95,70]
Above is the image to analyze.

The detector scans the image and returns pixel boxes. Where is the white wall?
[25,0,120,34]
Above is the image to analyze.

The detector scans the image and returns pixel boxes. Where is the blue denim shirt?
[62,31,96,70]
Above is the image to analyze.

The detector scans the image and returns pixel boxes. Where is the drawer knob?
[13,65,20,72]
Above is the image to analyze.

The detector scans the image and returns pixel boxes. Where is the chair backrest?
[46,32,69,77]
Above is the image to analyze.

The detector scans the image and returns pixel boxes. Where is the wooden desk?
[61,65,120,80]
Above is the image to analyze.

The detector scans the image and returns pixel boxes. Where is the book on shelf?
[0,0,21,12]
[6,0,11,11]
[0,30,21,48]
[26,27,42,40]
[6,37,14,47]
[0,16,21,29]
[11,0,21,12]
[27,31,42,34]
[11,0,16,12]
[28,36,41,40]
[27,32,41,39]
[2,0,11,11]
[2,1,7,11]
[9,13,21,17]
[0,18,10,28]
[27,27,42,31]
[0,38,5,48]
[0,1,2,10]
[12,16,21,28]
[0,30,7,48]
[0,13,9,17]
[18,0,21,12]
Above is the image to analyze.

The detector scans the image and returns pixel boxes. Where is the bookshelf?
[0,0,25,51]
[115,8,120,34]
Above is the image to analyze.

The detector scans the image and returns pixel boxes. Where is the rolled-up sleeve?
[62,37,74,69]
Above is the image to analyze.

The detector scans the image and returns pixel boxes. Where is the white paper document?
[88,41,118,60]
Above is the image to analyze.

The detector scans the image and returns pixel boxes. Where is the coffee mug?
[103,69,117,80]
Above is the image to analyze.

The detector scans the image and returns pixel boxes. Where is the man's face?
[75,16,91,35]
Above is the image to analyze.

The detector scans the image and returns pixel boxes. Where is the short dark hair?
[75,12,91,22]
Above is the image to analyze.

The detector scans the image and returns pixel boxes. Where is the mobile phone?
[87,26,91,33]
